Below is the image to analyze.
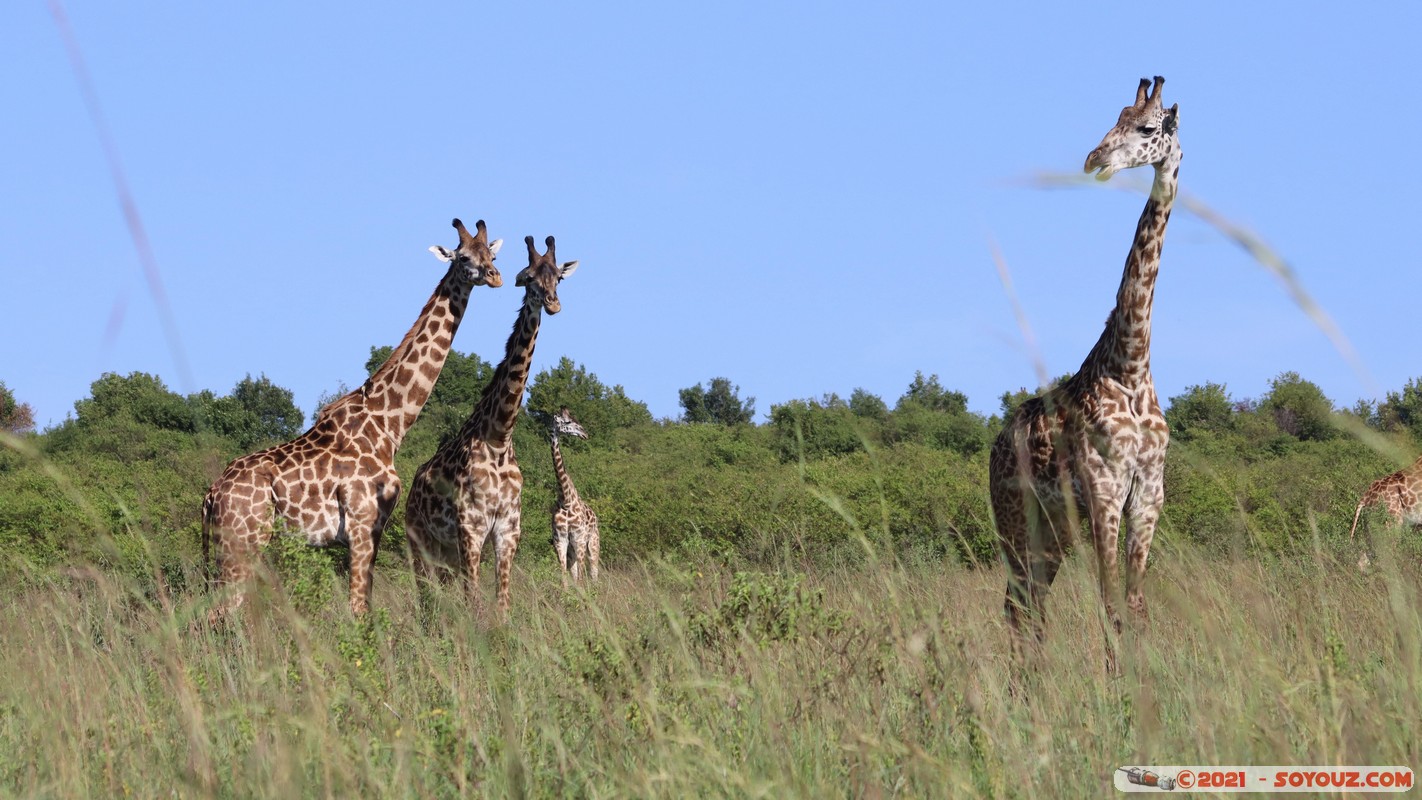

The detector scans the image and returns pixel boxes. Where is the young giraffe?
[989,76,1181,675]
[533,406,601,583]
[202,219,503,621]
[404,235,579,618]
[1349,456,1422,568]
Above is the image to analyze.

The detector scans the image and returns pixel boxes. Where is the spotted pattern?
[1350,458,1422,546]
[405,235,580,619]
[989,77,1182,675]
[537,407,601,583]
[201,219,502,624]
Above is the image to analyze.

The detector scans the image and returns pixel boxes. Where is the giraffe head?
[516,235,579,315]
[529,406,589,441]
[552,406,588,440]
[1083,76,1180,182]
[428,218,504,287]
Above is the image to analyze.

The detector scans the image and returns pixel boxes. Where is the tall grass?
[1,530,1417,798]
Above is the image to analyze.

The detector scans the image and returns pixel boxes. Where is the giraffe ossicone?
[989,76,1181,676]
[201,217,503,623]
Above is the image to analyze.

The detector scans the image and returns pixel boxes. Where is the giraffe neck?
[469,300,542,446]
[549,432,580,506]
[358,267,471,446]
[1080,152,1180,387]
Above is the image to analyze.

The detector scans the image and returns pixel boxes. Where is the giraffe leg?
[571,526,588,583]
[587,521,600,582]
[206,496,270,627]
[492,506,523,620]
[347,475,400,617]
[552,521,572,584]
[1088,497,1125,677]
[1123,478,1163,623]
[1000,489,1057,661]
[459,503,493,615]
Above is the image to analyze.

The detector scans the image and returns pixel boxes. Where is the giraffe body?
[989,77,1181,674]
[202,219,503,621]
[405,235,579,618]
[1350,458,1422,541]
[535,407,601,582]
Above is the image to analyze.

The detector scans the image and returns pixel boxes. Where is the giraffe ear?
[429,245,454,262]
[489,238,504,256]
[1163,103,1179,135]
[558,260,580,279]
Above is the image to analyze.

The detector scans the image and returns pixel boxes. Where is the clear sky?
[4,2,1420,429]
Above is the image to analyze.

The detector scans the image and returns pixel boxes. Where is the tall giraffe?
[202,219,503,621]
[989,76,1181,674]
[404,234,580,618]
[532,406,601,583]
[1349,456,1422,568]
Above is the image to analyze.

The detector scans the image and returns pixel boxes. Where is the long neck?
[549,433,580,506]
[359,267,471,446]
[1079,153,1180,385]
[469,299,542,445]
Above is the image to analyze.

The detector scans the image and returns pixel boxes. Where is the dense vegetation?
[1,355,1416,588]
[4,354,1422,795]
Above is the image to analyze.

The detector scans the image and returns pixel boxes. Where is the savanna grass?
[0,528,1417,798]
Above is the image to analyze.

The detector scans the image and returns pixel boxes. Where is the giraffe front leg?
[1089,497,1125,677]
[492,507,523,620]
[458,502,493,616]
[1123,478,1164,623]
[552,519,571,584]
[347,476,401,617]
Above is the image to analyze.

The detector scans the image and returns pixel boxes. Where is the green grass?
[1,533,1418,798]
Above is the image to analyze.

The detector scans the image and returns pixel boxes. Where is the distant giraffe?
[202,219,503,621]
[1349,456,1422,567]
[404,235,580,619]
[532,406,601,583]
[989,76,1181,675]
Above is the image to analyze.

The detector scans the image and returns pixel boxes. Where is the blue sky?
[4,2,1420,429]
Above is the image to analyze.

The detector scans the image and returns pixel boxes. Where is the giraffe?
[201,219,504,621]
[404,234,579,618]
[531,406,601,583]
[988,76,1181,675]
[1349,456,1422,569]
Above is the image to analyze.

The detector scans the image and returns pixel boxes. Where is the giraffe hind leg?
[587,523,600,582]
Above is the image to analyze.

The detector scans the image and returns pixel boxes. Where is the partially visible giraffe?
[531,406,601,583]
[988,76,1181,675]
[404,234,580,618]
[202,219,503,621]
[1349,456,1422,569]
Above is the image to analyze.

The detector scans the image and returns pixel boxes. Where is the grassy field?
[1,529,1418,799]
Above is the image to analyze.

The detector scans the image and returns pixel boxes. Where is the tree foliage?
[1165,382,1235,439]
[1261,371,1337,442]
[0,382,35,434]
[680,378,756,425]
[189,374,305,449]
[527,357,653,436]
[74,372,196,432]
[1376,376,1422,441]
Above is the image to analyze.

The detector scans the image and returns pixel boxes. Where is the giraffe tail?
[1348,495,1370,541]
[200,491,215,586]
